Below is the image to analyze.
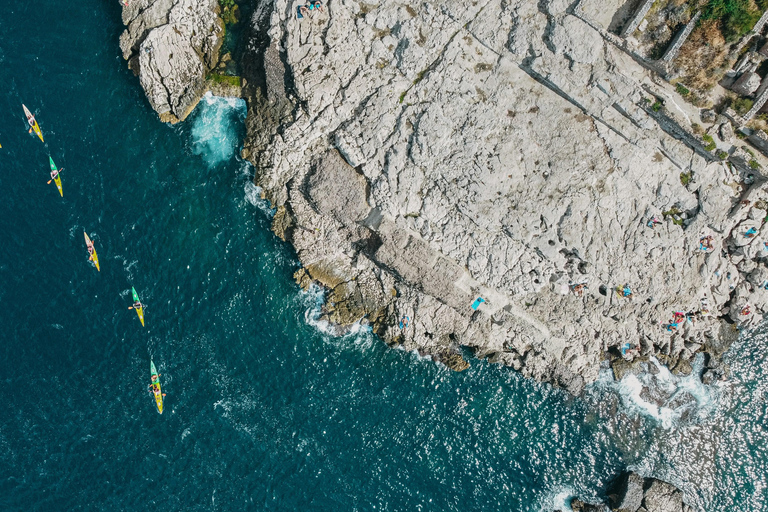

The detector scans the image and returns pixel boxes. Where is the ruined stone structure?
[661,11,701,62]
[733,71,762,96]
[620,0,655,38]
[745,78,768,120]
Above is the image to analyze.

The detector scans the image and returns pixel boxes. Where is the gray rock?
[700,109,716,123]
[720,122,734,142]
[119,0,224,122]
[609,471,645,512]
[643,479,684,512]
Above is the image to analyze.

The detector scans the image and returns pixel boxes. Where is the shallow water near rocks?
[0,2,766,511]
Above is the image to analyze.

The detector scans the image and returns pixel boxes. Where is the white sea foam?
[598,355,719,429]
[540,487,575,512]
[190,92,246,167]
[244,181,275,217]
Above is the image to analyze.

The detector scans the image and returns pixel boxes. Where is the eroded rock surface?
[119,0,224,123]
[238,0,768,393]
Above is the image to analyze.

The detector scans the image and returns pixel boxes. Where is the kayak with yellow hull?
[132,286,145,326]
[84,232,100,271]
[150,360,163,414]
[49,157,63,197]
[22,104,44,142]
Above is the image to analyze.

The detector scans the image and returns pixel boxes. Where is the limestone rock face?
[240,0,768,392]
[119,0,223,123]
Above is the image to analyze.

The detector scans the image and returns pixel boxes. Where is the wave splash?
[190,92,246,166]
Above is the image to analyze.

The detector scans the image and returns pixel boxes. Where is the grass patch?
[717,150,728,160]
[702,133,716,151]
[676,83,691,96]
[680,171,695,186]
[207,73,241,87]
[750,159,761,169]
[399,91,407,104]
[702,0,765,42]
[662,207,685,226]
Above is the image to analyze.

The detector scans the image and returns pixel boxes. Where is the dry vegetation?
[676,19,730,92]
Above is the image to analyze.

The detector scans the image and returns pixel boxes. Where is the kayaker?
[50,168,59,180]
[133,300,142,309]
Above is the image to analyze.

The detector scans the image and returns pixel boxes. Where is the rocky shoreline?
[561,471,697,512]
[117,0,728,508]
[119,0,763,396]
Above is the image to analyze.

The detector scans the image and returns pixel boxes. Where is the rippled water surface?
[0,2,766,511]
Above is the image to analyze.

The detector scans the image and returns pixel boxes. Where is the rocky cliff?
[119,0,224,123]
[237,0,768,394]
[121,0,767,395]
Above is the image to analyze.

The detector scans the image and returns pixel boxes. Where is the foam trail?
[244,181,275,217]
[190,92,246,166]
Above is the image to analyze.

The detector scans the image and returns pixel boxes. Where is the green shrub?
[732,97,754,115]
[651,100,663,112]
[702,133,716,151]
[702,0,763,42]
[691,123,702,134]
[218,0,235,8]
[676,83,691,96]
[716,150,728,160]
[750,159,761,169]
[680,171,695,186]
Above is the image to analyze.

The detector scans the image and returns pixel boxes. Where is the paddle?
[47,167,64,184]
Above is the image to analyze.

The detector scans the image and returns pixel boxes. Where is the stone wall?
[749,129,768,156]
[745,78,768,120]
[661,11,701,62]
[621,0,655,38]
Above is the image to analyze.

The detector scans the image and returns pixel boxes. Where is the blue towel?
[471,297,485,310]
[296,5,303,18]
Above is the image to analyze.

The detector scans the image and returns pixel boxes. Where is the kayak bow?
[84,232,100,271]
[150,360,163,414]
[49,157,62,197]
[22,104,44,142]
[132,286,145,326]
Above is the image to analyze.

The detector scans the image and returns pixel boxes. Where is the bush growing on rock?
[732,97,754,116]
[702,133,716,151]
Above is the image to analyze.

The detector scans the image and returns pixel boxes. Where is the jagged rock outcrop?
[555,472,697,512]
[238,0,768,393]
[119,0,224,123]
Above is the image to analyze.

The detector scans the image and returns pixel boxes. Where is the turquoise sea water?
[1,2,767,511]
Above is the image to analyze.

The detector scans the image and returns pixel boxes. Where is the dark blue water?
[0,2,767,511]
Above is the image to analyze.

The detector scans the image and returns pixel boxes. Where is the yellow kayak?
[84,232,100,271]
[132,286,145,326]
[49,157,63,197]
[23,104,44,143]
[150,360,164,414]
